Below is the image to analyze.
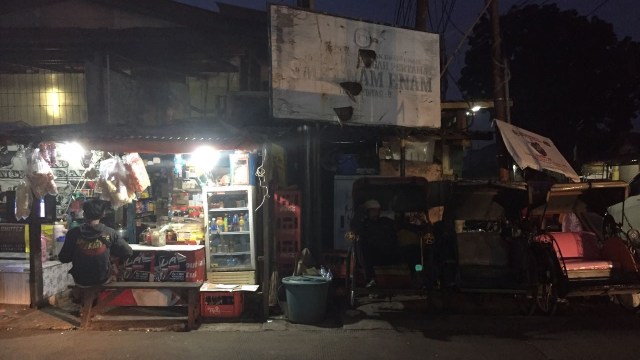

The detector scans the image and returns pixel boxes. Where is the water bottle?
[326,268,333,281]
[320,265,327,278]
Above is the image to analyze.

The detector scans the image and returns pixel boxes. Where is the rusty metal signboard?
[269,5,441,128]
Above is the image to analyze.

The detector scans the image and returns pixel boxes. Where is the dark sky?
[180,0,639,41]
[177,0,640,130]
[178,0,639,95]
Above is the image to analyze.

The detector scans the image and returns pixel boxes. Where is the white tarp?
[269,5,441,128]
[607,194,640,233]
[496,120,580,182]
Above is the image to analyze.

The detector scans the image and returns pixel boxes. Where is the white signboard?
[496,120,580,182]
[269,5,441,128]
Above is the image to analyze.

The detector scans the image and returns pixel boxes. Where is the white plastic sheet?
[496,120,580,182]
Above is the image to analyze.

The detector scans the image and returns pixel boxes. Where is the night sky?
[178,0,639,93]
[176,0,640,130]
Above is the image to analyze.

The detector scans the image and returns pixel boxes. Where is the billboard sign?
[269,5,441,128]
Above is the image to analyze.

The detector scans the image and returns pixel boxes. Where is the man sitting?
[352,199,421,288]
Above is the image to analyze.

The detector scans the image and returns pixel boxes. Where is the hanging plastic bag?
[97,157,135,209]
[26,148,58,199]
[38,142,57,167]
[123,153,151,193]
[15,181,32,220]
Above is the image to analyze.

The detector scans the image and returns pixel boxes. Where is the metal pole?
[416,0,428,31]
[261,145,272,320]
[303,125,312,251]
[28,195,44,308]
[487,0,510,182]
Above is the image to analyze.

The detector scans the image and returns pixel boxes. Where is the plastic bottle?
[238,215,245,231]
[227,213,233,231]
[216,217,224,233]
[320,265,327,278]
[326,268,333,281]
[232,214,239,231]
[223,214,228,232]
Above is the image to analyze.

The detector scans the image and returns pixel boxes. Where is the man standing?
[59,199,133,286]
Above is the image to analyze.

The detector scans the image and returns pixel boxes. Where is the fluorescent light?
[471,105,482,112]
[43,87,62,118]
[58,142,85,168]
[190,146,219,173]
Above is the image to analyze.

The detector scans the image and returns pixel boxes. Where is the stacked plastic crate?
[274,190,301,277]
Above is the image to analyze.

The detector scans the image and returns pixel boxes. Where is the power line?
[441,0,492,77]
[587,0,611,16]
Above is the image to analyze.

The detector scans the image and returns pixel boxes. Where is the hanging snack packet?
[15,181,32,220]
[26,148,58,199]
[123,153,151,193]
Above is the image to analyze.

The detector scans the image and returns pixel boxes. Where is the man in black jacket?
[59,199,133,286]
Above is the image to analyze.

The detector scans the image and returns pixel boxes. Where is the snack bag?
[26,148,58,199]
[15,181,32,220]
[123,153,151,193]
[98,157,135,208]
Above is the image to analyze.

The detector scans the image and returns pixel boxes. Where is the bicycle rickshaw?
[438,179,640,314]
[344,176,444,307]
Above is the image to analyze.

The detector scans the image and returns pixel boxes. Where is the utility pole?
[416,0,428,31]
[487,0,510,182]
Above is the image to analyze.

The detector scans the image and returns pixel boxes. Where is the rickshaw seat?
[549,232,617,278]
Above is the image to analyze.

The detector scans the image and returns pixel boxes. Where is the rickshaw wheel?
[535,282,558,315]
[347,245,358,308]
[616,293,640,311]
[514,250,539,316]
[534,247,559,316]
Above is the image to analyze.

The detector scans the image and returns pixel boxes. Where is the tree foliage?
[458,4,640,163]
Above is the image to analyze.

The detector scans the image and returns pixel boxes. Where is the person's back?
[59,199,133,286]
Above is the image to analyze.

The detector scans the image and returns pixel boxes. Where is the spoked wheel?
[347,246,358,308]
[535,248,559,316]
[616,293,640,312]
[535,281,558,315]
[514,250,538,316]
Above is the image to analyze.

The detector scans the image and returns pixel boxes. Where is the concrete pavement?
[2,300,640,360]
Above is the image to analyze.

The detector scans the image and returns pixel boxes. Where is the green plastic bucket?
[282,276,331,324]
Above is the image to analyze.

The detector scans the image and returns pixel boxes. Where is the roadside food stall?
[0,138,267,315]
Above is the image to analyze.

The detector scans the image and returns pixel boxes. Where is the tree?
[458,4,640,164]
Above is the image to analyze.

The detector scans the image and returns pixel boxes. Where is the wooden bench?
[74,281,203,331]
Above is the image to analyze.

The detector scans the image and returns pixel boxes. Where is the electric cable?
[441,0,492,77]
[587,0,611,16]
[254,145,269,212]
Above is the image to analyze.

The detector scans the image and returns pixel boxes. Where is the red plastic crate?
[274,190,301,256]
[274,190,301,210]
[201,291,244,318]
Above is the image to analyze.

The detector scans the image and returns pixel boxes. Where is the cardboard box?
[154,248,205,282]
[229,153,250,185]
[122,252,155,281]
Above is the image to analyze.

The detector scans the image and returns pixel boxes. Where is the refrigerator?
[203,185,256,284]
[333,175,363,250]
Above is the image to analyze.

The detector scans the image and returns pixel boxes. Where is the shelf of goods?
[203,185,256,284]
